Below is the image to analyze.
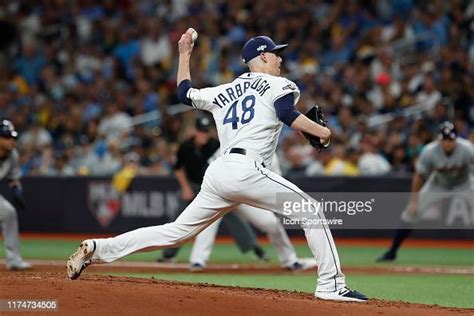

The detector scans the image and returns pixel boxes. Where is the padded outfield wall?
[3,176,472,239]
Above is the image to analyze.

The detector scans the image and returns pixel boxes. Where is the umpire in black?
[157,116,268,262]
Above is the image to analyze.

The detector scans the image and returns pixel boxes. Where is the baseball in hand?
[188,28,198,42]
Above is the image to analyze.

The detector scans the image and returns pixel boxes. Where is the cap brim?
[270,44,288,53]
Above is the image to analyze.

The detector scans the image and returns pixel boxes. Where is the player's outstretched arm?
[405,172,426,216]
[409,172,425,202]
[177,28,196,86]
[175,168,195,201]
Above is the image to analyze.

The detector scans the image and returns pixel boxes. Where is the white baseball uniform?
[189,154,298,267]
[91,72,346,292]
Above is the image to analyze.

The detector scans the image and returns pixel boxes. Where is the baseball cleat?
[376,251,396,262]
[189,262,205,272]
[67,240,95,280]
[6,260,32,271]
[286,257,317,271]
[315,287,368,302]
[253,246,270,262]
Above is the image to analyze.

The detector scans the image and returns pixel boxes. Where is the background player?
[0,119,31,271]
[67,30,367,302]
[157,116,269,263]
[377,121,474,262]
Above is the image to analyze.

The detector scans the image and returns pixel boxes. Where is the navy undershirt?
[177,79,192,106]
[274,93,301,126]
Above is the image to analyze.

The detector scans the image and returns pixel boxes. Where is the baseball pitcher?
[67,30,367,302]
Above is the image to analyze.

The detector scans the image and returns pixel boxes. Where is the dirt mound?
[1,271,472,315]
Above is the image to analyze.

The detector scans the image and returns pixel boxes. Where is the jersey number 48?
[223,95,255,130]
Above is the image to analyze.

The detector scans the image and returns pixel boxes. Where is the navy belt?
[229,148,265,167]
[229,148,247,155]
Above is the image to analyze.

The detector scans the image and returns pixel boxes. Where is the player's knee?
[1,204,17,220]
[166,235,188,248]
[166,223,202,245]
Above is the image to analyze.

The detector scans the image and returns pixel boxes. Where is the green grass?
[2,239,473,308]
[3,239,473,267]
[347,274,474,308]
[339,246,474,266]
[106,272,474,308]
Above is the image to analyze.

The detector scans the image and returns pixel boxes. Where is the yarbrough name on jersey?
[212,77,272,108]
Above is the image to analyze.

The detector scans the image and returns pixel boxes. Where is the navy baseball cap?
[241,36,288,64]
[0,119,18,139]
[437,121,457,140]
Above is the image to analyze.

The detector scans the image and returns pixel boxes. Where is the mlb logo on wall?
[88,182,121,227]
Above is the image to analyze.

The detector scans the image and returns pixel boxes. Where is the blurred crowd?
[0,0,472,177]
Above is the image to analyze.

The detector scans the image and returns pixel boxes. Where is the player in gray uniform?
[0,119,32,270]
[67,30,367,302]
[377,121,474,262]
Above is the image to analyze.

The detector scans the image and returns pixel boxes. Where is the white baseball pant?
[91,152,346,292]
[189,204,298,267]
